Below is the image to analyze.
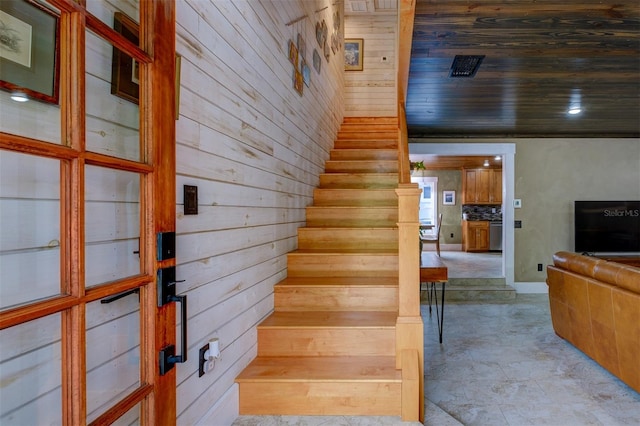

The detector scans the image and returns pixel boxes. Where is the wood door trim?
[88,384,154,426]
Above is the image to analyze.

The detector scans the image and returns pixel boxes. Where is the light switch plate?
[514,199,522,208]
[184,185,198,215]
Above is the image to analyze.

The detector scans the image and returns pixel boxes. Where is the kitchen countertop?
[462,215,502,222]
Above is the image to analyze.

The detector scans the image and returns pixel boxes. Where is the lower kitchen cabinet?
[462,220,489,252]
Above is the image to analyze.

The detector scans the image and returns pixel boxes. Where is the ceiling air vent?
[450,55,485,78]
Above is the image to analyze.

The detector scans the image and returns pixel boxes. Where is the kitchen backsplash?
[462,204,502,221]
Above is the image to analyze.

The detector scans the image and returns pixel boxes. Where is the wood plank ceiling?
[406,0,640,138]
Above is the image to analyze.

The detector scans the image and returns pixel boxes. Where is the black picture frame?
[0,0,60,104]
[111,12,139,104]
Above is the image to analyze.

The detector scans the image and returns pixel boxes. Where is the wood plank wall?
[174,1,345,423]
[344,13,397,117]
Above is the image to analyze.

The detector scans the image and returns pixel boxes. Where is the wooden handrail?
[398,102,411,184]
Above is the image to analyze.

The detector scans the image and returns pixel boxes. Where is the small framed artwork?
[297,33,306,62]
[323,40,330,62]
[111,12,139,104]
[312,49,321,74]
[0,0,60,104]
[293,68,303,96]
[301,60,310,87]
[288,39,299,68]
[344,38,363,71]
[315,21,323,47]
[443,190,456,206]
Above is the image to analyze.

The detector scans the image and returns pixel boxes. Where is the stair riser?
[287,254,398,277]
[257,328,395,356]
[329,150,398,161]
[313,189,398,207]
[239,382,401,416]
[334,140,398,150]
[319,174,398,189]
[342,116,398,125]
[275,287,398,311]
[337,131,398,140]
[298,229,398,251]
[306,207,398,227]
[325,161,398,174]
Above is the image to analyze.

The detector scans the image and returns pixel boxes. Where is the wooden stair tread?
[276,276,398,287]
[319,172,398,178]
[292,248,398,254]
[259,311,398,328]
[299,226,397,231]
[236,356,401,383]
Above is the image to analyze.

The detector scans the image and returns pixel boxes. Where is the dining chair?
[420,213,442,256]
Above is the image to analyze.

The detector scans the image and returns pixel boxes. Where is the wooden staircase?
[236,117,406,417]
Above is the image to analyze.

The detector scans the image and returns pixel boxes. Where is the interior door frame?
[0,1,176,424]
[409,142,516,286]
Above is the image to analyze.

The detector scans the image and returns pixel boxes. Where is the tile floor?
[435,251,503,279]
[233,295,640,426]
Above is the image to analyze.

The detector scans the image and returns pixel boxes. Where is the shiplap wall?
[344,13,397,117]
[174,1,344,423]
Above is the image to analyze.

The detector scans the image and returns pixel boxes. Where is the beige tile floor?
[436,251,503,278]
[233,295,640,425]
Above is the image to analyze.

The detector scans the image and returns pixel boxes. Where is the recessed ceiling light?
[10,91,29,102]
[494,155,501,161]
[483,159,490,167]
[568,107,581,115]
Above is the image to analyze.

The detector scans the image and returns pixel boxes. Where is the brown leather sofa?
[546,251,640,393]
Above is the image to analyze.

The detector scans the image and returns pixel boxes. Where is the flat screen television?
[575,201,640,254]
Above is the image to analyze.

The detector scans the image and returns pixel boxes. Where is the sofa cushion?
[553,251,605,277]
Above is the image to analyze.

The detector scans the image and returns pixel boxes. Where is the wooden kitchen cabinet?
[462,169,502,204]
[462,220,490,252]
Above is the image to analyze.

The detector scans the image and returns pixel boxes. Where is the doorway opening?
[409,143,516,286]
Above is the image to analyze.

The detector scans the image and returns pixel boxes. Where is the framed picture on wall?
[0,0,60,104]
[111,12,139,104]
[443,190,456,205]
[344,38,363,71]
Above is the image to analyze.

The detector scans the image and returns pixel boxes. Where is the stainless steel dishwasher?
[489,221,503,251]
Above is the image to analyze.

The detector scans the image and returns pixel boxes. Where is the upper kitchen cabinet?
[462,169,502,204]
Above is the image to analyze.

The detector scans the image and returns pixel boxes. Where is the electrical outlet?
[450,233,454,238]
[198,344,209,377]
[537,263,543,272]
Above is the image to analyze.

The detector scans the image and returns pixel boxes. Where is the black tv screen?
[575,201,640,254]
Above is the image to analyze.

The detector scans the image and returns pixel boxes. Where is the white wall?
[174,1,345,423]
[344,13,397,117]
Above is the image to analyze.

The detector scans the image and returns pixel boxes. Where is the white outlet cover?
[514,199,522,208]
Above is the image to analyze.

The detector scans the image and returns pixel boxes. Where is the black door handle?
[158,267,188,375]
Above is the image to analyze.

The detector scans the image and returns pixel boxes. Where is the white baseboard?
[514,282,548,294]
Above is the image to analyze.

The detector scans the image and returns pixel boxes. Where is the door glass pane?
[86,0,139,30]
[86,30,140,161]
[0,313,62,424]
[113,403,140,426]
[86,296,141,423]
[85,166,140,287]
[0,0,61,144]
[0,150,61,310]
